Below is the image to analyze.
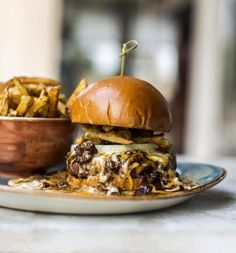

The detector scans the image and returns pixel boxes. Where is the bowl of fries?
[0,77,75,176]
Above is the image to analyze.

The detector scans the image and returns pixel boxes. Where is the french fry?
[20,77,61,87]
[47,86,60,117]
[67,79,87,110]
[0,89,9,116]
[38,105,49,117]
[8,108,17,117]
[16,95,33,116]
[59,93,66,103]
[6,77,61,88]
[13,78,29,96]
[57,101,67,117]
[26,83,45,97]
[25,89,49,117]
[8,86,22,106]
[0,83,10,94]
[0,76,68,118]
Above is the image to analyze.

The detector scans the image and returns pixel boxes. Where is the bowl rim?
[0,116,70,122]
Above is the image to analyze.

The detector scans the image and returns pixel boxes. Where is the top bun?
[71,76,172,132]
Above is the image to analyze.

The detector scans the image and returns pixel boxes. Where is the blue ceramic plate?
[0,163,226,214]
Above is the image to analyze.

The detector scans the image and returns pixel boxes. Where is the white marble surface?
[0,156,235,253]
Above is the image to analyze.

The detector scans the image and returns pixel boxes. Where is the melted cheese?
[67,147,181,194]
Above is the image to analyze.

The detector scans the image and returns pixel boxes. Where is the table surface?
[0,156,235,253]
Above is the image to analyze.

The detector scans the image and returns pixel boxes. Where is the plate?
[0,163,226,214]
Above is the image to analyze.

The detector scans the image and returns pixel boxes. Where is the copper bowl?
[0,117,75,176]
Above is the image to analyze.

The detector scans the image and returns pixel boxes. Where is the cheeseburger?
[66,76,184,196]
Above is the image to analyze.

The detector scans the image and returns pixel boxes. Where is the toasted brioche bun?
[71,76,172,132]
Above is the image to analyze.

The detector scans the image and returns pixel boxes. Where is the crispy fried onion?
[79,125,133,145]
[76,124,172,149]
